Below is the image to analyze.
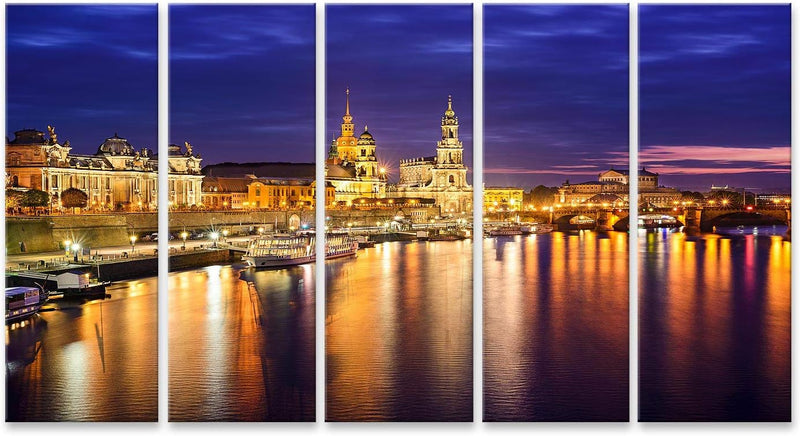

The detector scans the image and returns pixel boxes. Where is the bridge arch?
[704,211,786,230]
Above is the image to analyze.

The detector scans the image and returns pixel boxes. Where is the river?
[168,264,315,421]
[6,278,158,421]
[325,240,473,421]
[639,228,791,421]
[483,231,630,421]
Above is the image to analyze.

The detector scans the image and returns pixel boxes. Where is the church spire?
[340,88,354,137]
[345,88,351,116]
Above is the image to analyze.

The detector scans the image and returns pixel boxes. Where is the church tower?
[335,88,358,162]
[436,95,463,166]
[431,95,470,212]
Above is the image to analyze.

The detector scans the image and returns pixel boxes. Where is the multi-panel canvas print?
[638,4,791,422]
[324,4,474,422]
[4,3,793,425]
[5,5,159,421]
[167,5,316,421]
[483,4,630,422]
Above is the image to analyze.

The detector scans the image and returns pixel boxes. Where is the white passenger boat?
[243,233,358,268]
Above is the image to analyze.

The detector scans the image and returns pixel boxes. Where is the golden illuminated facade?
[326,89,386,203]
[247,178,333,209]
[391,96,473,214]
[555,168,680,207]
[5,128,202,211]
[484,187,524,212]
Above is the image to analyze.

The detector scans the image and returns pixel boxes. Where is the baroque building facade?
[5,127,202,211]
[326,89,386,203]
[390,96,473,214]
[555,168,680,208]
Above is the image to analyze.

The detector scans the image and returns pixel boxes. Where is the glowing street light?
[130,235,137,253]
[210,232,219,248]
[181,231,188,249]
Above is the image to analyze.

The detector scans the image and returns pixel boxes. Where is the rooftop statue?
[47,125,57,144]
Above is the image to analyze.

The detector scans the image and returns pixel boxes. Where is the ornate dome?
[358,126,375,145]
[97,133,135,155]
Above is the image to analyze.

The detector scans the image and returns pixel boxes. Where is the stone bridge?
[517,208,630,231]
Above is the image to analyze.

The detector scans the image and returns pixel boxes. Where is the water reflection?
[639,230,790,421]
[326,240,473,422]
[6,279,158,422]
[168,264,315,421]
[484,231,629,421]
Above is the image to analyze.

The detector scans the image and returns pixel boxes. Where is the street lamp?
[210,232,219,248]
[181,231,188,249]
[72,243,81,262]
[130,235,137,254]
[222,229,229,242]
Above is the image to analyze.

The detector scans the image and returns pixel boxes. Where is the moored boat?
[243,233,358,268]
[6,287,46,323]
[488,226,522,237]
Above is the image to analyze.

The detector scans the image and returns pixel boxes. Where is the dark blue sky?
[484,5,629,189]
[640,5,790,191]
[170,5,315,164]
[6,5,157,152]
[326,5,473,183]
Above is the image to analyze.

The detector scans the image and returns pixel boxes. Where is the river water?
[483,231,630,421]
[6,278,158,421]
[639,229,791,421]
[168,264,315,421]
[325,240,473,421]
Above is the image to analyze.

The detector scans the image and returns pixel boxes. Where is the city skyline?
[6,5,157,152]
[640,5,790,191]
[326,5,473,184]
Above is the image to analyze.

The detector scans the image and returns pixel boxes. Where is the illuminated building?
[5,127,202,211]
[326,88,387,202]
[484,187,524,212]
[555,167,680,208]
[391,96,473,214]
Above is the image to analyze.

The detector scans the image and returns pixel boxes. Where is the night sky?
[326,5,473,183]
[170,5,315,164]
[641,5,790,191]
[6,5,157,153]
[484,5,629,189]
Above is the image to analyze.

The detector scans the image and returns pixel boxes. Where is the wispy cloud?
[640,145,790,167]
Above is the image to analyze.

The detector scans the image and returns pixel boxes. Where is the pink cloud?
[640,145,790,166]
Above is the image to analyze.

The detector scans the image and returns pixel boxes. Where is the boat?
[6,287,46,323]
[243,233,358,268]
[522,224,553,235]
[488,226,522,237]
[6,270,109,299]
[354,235,376,248]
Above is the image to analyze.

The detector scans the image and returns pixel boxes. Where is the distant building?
[201,177,249,210]
[326,89,387,202]
[556,168,680,208]
[5,127,202,211]
[484,187,524,212]
[200,163,333,210]
[390,96,473,214]
[246,177,332,209]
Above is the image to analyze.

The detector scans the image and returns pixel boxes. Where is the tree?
[530,185,558,207]
[5,189,25,211]
[680,190,705,204]
[61,188,88,211]
[21,189,49,209]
